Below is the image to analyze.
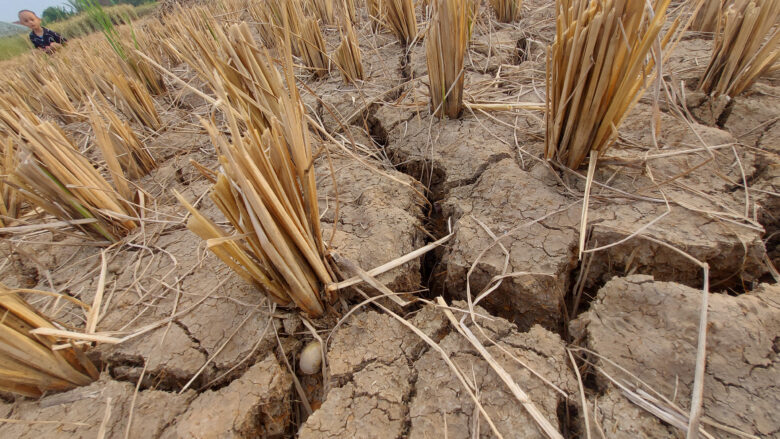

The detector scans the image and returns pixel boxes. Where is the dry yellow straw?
[490,0,523,22]
[385,0,418,46]
[335,4,366,84]
[545,0,674,169]
[175,22,334,317]
[0,284,98,398]
[427,0,469,118]
[699,0,780,97]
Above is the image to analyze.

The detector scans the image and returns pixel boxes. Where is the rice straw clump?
[545,0,673,169]
[698,0,780,97]
[426,0,470,118]
[176,23,335,317]
[0,284,98,398]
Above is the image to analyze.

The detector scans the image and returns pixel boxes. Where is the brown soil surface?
[571,275,780,438]
[298,303,576,438]
[1,0,778,437]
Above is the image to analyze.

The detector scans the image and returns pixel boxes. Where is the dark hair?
[18,10,38,18]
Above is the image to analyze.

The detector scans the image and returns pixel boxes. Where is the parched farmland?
[0,0,778,438]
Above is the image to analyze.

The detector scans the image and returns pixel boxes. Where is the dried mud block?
[299,306,449,439]
[587,201,766,289]
[299,303,576,439]
[104,322,207,387]
[664,37,713,86]
[753,162,780,266]
[0,376,194,439]
[586,104,766,289]
[571,275,780,438]
[468,28,527,72]
[518,0,557,44]
[146,128,212,161]
[384,113,517,198]
[409,322,576,439]
[584,386,678,439]
[303,33,405,132]
[95,229,276,387]
[316,150,426,292]
[721,82,780,151]
[440,158,580,330]
[165,354,293,439]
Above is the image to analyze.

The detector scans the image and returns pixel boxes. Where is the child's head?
[18,10,42,31]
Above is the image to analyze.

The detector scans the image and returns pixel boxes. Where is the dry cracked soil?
[0,1,778,438]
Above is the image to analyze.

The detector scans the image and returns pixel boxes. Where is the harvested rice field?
[0,0,778,438]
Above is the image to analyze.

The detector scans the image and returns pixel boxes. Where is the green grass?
[0,3,158,61]
[0,35,33,61]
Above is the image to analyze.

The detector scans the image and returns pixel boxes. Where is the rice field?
[0,0,777,437]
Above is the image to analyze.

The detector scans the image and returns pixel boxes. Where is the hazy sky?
[1,0,70,24]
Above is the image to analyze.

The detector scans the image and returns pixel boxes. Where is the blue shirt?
[29,28,66,50]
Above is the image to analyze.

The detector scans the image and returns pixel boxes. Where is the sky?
[0,0,69,24]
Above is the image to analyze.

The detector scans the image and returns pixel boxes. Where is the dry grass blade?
[176,22,334,317]
[40,76,83,124]
[698,0,780,97]
[300,17,331,78]
[9,116,138,242]
[385,0,418,46]
[691,0,726,32]
[107,73,162,131]
[367,0,382,31]
[545,0,674,169]
[0,284,98,398]
[490,0,523,22]
[427,0,469,118]
[310,0,336,24]
[335,6,366,84]
[0,136,20,227]
[90,106,156,201]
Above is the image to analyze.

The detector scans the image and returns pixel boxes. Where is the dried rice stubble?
[698,0,780,97]
[0,283,98,398]
[9,115,138,242]
[426,0,470,118]
[545,0,676,169]
[175,22,335,318]
[335,5,365,84]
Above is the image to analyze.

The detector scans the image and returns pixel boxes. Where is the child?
[17,10,67,54]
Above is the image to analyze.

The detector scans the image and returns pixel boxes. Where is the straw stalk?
[0,137,20,226]
[545,0,674,169]
[300,18,331,78]
[691,0,726,32]
[176,23,334,317]
[10,116,138,242]
[0,284,98,398]
[335,8,366,84]
[489,0,523,22]
[90,107,156,201]
[698,0,780,97]
[385,0,418,46]
[426,0,469,118]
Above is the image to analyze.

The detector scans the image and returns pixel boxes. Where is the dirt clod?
[571,275,780,438]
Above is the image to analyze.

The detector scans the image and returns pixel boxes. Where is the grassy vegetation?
[0,35,31,61]
[0,3,157,61]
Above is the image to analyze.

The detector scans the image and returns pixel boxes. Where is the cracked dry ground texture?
[571,275,780,438]
[298,303,577,439]
[0,354,292,439]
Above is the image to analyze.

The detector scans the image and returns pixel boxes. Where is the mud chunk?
[299,303,575,438]
[585,104,767,289]
[441,158,580,331]
[384,113,517,199]
[571,275,780,438]
[316,150,426,293]
[166,354,293,439]
[0,376,194,438]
